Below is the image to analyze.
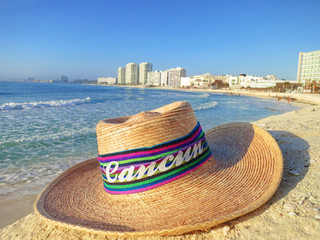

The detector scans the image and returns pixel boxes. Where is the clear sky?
[0,0,319,81]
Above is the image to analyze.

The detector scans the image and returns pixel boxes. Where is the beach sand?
[0,194,37,229]
[1,91,320,239]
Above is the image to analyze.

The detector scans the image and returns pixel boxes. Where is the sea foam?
[0,97,91,111]
[194,101,218,111]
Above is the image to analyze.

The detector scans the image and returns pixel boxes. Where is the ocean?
[0,81,299,197]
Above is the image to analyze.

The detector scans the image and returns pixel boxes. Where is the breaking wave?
[194,101,218,111]
[0,97,91,111]
[198,92,210,98]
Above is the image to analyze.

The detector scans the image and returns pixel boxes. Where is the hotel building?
[118,67,125,84]
[117,62,186,87]
[163,67,186,88]
[139,62,152,85]
[125,63,139,85]
[147,71,161,86]
[97,77,117,85]
[297,50,320,88]
[160,71,168,86]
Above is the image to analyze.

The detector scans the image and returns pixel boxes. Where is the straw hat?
[34,101,283,237]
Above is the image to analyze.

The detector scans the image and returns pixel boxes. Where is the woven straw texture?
[34,101,283,237]
[96,101,197,155]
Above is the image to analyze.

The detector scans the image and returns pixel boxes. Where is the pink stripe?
[98,127,202,161]
[99,160,155,173]
[104,160,207,195]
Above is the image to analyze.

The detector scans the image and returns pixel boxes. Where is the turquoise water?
[0,81,299,196]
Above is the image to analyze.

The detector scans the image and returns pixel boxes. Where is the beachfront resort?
[96,50,320,94]
[21,50,320,94]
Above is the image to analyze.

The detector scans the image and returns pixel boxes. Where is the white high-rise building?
[147,71,161,86]
[297,50,320,89]
[160,71,168,87]
[125,63,139,85]
[165,67,186,88]
[139,62,152,85]
[118,67,125,84]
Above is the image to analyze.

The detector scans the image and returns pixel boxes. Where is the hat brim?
[34,122,283,237]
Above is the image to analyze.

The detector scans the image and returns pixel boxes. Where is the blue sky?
[0,0,319,81]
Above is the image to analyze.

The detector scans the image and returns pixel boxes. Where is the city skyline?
[0,0,319,81]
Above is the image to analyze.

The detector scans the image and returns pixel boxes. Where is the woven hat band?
[97,122,212,194]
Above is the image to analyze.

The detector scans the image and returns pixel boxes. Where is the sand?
[0,194,37,229]
[1,91,320,239]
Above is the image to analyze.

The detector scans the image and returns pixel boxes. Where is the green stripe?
[104,147,210,190]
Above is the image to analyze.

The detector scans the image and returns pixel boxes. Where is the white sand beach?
[1,91,320,240]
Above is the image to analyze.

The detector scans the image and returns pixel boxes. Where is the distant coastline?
[95,83,320,106]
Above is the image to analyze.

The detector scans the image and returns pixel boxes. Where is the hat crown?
[96,101,197,155]
[125,111,161,124]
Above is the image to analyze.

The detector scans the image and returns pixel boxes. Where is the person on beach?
[287,97,291,103]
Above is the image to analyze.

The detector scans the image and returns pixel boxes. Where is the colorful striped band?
[97,122,212,194]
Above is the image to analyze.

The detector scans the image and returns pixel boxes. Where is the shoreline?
[100,84,320,105]
[1,89,320,239]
